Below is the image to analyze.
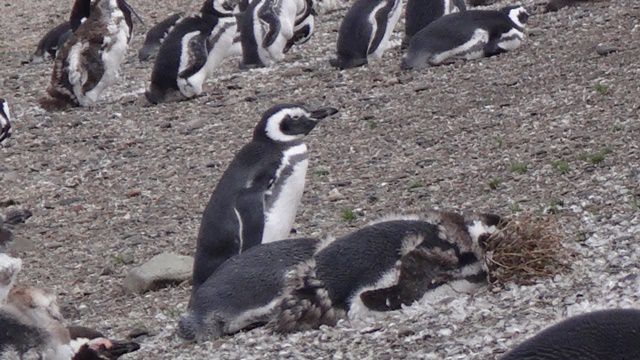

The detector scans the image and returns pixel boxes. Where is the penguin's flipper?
[359,285,403,311]
[69,0,91,32]
[257,5,281,48]
[233,187,265,251]
[178,34,209,80]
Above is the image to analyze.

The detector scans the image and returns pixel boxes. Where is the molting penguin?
[39,0,135,110]
[190,104,338,296]
[273,210,503,332]
[237,0,306,67]
[31,22,73,63]
[404,0,466,44]
[0,99,11,143]
[145,8,238,104]
[137,12,184,62]
[402,5,529,69]
[329,0,403,69]
[502,309,640,360]
[178,237,320,342]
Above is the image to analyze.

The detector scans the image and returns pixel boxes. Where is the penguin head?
[503,5,529,29]
[0,98,11,143]
[71,338,141,360]
[464,212,505,252]
[254,104,338,143]
[201,0,236,17]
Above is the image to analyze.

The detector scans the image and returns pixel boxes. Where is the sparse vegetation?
[314,168,330,176]
[581,148,612,165]
[341,209,357,222]
[488,177,501,190]
[408,180,423,190]
[509,162,528,175]
[594,83,609,95]
[552,160,570,174]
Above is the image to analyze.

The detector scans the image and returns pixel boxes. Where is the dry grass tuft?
[484,213,569,286]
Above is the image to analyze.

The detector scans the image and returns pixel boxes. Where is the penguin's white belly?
[497,27,524,51]
[177,31,206,98]
[204,19,238,76]
[262,149,308,244]
[78,12,129,106]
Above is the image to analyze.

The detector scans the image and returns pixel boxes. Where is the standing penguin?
[137,12,184,62]
[145,8,238,104]
[502,309,640,360]
[39,0,135,110]
[404,0,466,44]
[274,210,502,332]
[238,0,307,67]
[0,99,11,143]
[401,5,529,69]
[329,0,403,69]
[284,0,317,53]
[190,104,338,295]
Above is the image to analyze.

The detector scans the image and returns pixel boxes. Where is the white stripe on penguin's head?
[254,104,337,143]
[506,5,529,29]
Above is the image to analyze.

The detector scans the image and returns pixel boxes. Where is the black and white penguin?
[39,0,134,110]
[190,104,338,295]
[404,0,466,44]
[502,309,640,360]
[0,98,11,143]
[179,237,320,341]
[0,253,22,302]
[274,210,503,332]
[284,0,317,53]
[401,5,529,69]
[145,9,238,104]
[31,22,73,63]
[237,0,307,67]
[137,13,184,62]
[329,0,403,69]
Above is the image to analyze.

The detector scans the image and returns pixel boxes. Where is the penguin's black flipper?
[234,187,266,251]
[360,285,403,311]
[177,34,209,80]
[69,0,91,32]
[258,4,281,48]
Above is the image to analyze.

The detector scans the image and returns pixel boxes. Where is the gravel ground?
[1,0,639,358]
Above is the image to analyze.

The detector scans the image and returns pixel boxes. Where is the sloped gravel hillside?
[0,0,638,358]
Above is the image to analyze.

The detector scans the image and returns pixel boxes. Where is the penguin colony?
[0,0,632,358]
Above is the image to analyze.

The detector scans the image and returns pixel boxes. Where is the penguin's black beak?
[309,107,338,120]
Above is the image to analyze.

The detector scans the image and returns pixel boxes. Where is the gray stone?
[124,252,193,294]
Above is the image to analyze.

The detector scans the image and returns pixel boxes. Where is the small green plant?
[552,160,570,174]
[582,148,611,165]
[488,177,501,190]
[594,83,609,95]
[408,181,423,190]
[545,199,564,214]
[314,168,330,176]
[341,209,357,222]
[509,162,528,175]
[368,120,377,130]
[495,136,504,148]
[631,194,640,210]
[509,202,522,213]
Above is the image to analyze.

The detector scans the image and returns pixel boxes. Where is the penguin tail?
[270,261,344,333]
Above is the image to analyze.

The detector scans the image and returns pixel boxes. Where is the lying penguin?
[179,210,502,341]
[502,308,640,360]
[145,5,238,103]
[40,0,136,110]
[402,5,529,69]
[190,103,338,296]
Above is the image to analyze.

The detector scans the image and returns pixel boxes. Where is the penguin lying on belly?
[39,0,136,110]
[402,5,529,69]
[329,0,403,69]
[145,4,238,104]
[189,103,338,298]
[502,309,640,360]
[178,210,502,341]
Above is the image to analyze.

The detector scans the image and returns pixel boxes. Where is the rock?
[123,252,194,294]
[327,188,345,202]
[595,43,618,56]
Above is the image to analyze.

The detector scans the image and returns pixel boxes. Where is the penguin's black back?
[238,0,265,67]
[409,9,514,54]
[143,13,183,47]
[192,140,285,291]
[405,0,466,40]
[190,238,318,317]
[335,0,383,64]
[502,309,640,360]
[315,220,451,307]
[0,311,47,355]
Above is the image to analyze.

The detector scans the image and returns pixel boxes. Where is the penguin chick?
[137,13,184,62]
[31,22,73,63]
[402,5,529,69]
[329,0,402,69]
[0,98,11,143]
[40,0,134,110]
[190,104,338,296]
[502,309,640,360]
